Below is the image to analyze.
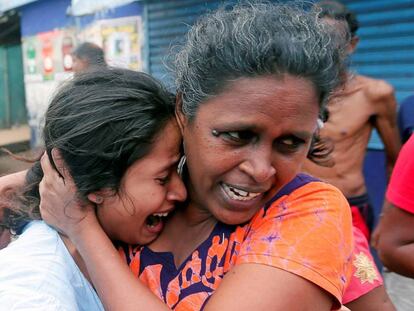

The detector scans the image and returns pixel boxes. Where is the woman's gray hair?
[173,1,349,120]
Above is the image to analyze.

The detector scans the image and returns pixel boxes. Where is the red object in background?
[351,206,371,241]
[62,36,73,71]
[42,39,54,76]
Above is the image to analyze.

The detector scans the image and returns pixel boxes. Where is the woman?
[0,68,186,310]
[39,2,354,310]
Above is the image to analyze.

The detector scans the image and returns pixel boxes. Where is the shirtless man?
[304,0,401,240]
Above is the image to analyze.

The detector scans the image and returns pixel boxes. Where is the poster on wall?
[77,21,102,47]
[22,28,76,82]
[101,16,142,70]
[79,16,142,70]
[21,15,142,147]
[22,29,76,146]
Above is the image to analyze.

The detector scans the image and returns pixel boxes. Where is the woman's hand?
[39,149,97,239]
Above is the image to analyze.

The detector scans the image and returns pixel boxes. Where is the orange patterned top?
[118,174,354,310]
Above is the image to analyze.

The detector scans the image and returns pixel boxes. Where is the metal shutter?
[344,0,414,148]
[145,0,414,149]
[144,0,237,87]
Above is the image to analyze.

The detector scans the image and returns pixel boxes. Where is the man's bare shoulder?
[355,75,394,102]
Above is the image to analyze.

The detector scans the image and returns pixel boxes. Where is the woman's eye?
[280,137,296,146]
[226,132,242,140]
[220,131,255,143]
[156,175,170,185]
[276,136,304,151]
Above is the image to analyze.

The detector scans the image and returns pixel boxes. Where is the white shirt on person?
[0,220,104,310]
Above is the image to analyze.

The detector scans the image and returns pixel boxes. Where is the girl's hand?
[0,226,11,249]
[0,170,27,248]
[39,149,97,239]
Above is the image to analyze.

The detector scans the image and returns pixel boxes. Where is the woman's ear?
[175,92,187,135]
[87,193,104,205]
[87,188,115,205]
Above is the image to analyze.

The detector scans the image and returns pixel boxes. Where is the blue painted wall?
[20,0,72,37]
[20,0,142,37]
[343,0,414,149]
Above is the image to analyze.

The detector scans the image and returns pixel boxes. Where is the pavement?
[0,125,34,175]
[0,126,30,147]
[384,270,414,311]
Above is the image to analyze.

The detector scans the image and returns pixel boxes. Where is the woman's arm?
[205,263,332,310]
[65,217,169,311]
[205,182,353,310]
[40,152,352,310]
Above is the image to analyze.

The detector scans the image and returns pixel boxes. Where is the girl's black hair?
[2,68,175,231]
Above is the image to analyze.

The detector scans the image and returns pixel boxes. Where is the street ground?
[0,125,33,175]
[0,149,37,175]
[384,270,414,311]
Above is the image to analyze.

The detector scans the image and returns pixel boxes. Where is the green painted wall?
[0,44,27,128]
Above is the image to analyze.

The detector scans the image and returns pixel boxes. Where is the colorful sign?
[22,29,76,82]
[21,15,143,147]
[79,16,142,70]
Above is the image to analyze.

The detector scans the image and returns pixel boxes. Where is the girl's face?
[96,120,187,245]
[178,75,319,225]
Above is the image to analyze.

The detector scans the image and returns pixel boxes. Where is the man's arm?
[373,135,414,276]
[371,80,401,178]
[375,201,414,278]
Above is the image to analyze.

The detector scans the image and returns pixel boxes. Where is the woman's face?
[178,75,319,225]
[96,120,187,245]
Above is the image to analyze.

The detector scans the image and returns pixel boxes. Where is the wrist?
[67,211,100,243]
[70,216,112,259]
